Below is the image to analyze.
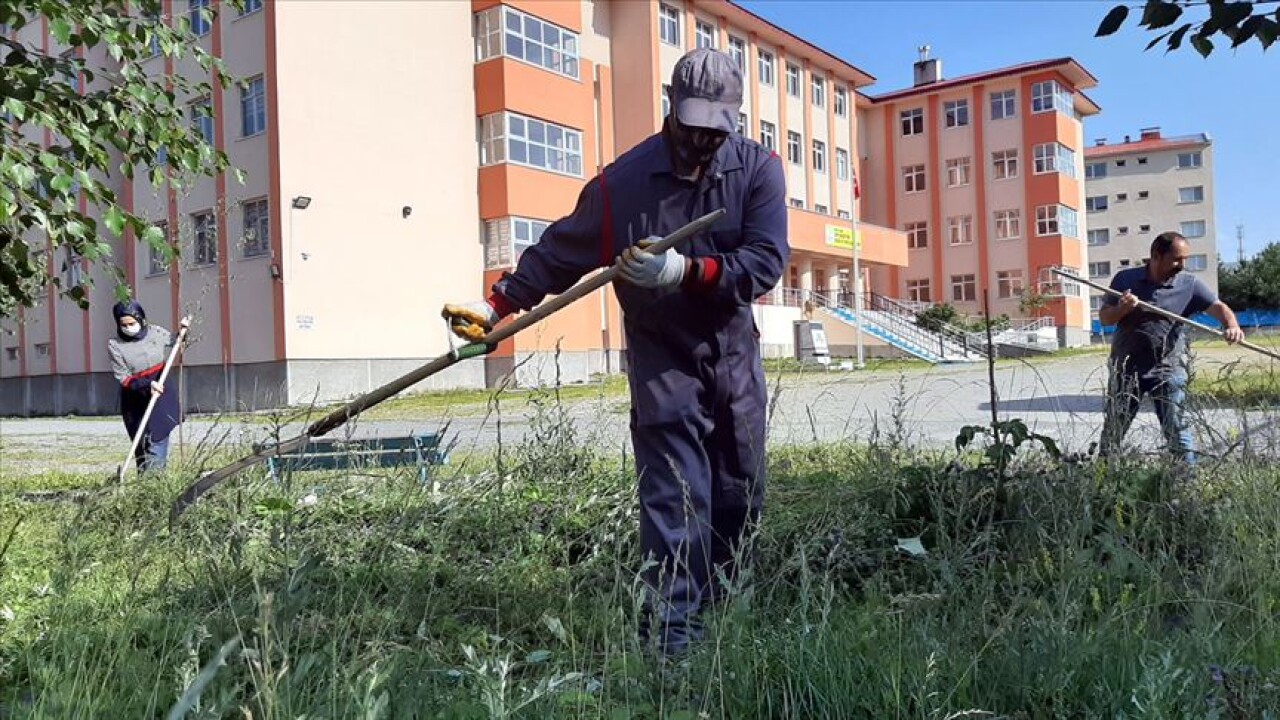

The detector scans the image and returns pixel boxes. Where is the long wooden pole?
[1051,268,1280,361]
[170,209,728,523]
[116,320,190,484]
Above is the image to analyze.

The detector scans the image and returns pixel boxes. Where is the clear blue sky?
[737,0,1278,262]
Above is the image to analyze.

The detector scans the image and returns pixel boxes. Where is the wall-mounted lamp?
[401,205,412,219]
[269,263,282,280]
[292,196,312,210]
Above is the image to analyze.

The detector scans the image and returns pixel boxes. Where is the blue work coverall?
[492,130,789,651]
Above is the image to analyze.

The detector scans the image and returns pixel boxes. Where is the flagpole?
[852,164,865,369]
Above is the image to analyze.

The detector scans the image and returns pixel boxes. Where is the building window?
[1178,151,1203,168]
[240,76,266,137]
[1116,159,1127,167]
[737,113,747,135]
[834,86,848,117]
[1038,266,1082,297]
[1117,193,1128,201]
[4,347,18,362]
[837,210,851,219]
[758,49,775,86]
[189,0,211,37]
[148,222,169,276]
[61,246,83,289]
[945,157,971,187]
[944,99,969,128]
[1087,228,1110,246]
[996,269,1024,299]
[1085,195,1108,212]
[1088,261,1111,278]
[1031,79,1075,116]
[951,274,977,302]
[1140,224,1151,233]
[192,211,217,266]
[1085,162,1107,179]
[812,140,826,173]
[695,19,716,49]
[483,216,551,269]
[789,198,804,209]
[479,112,583,177]
[903,164,926,193]
[994,209,1021,240]
[659,4,680,46]
[1090,295,1104,313]
[241,198,270,258]
[1137,157,1148,165]
[907,278,931,302]
[906,221,928,249]
[1035,204,1078,238]
[1118,226,1129,235]
[661,84,671,117]
[1138,190,1149,199]
[474,6,580,79]
[900,108,924,136]
[240,0,263,15]
[811,75,825,107]
[728,36,745,72]
[1181,220,1207,238]
[786,62,801,97]
[1179,186,1204,204]
[760,120,775,151]
[787,131,802,165]
[948,215,973,245]
[1032,142,1077,178]
[34,342,50,358]
[836,148,849,180]
[190,97,214,144]
[992,149,1018,180]
[990,89,1016,120]
[1186,254,1208,272]
[815,204,828,214]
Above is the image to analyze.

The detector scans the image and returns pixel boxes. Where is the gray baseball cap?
[670,48,743,133]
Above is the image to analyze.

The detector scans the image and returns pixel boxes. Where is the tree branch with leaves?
[0,0,244,316]
[1096,0,1280,55]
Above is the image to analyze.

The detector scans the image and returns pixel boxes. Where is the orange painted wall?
[471,0,582,32]
[786,208,908,267]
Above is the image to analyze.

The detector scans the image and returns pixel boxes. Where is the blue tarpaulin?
[1093,309,1280,336]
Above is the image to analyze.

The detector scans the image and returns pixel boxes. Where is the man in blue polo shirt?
[1097,231,1244,465]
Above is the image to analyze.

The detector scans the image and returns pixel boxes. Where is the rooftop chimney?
[1094,138,1107,146]
[913,45,942,87]
[1124,135,1131,143]
[1139,126,1161,140]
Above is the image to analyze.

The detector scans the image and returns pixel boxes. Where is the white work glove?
[442,300,500,342]
[618,238,686,289]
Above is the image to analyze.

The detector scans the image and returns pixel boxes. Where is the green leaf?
[8,162,36,189]
[49,18,72,44]
[1167,23,1195,51]
[1191,34,1215,57]
[1141,1,1183,29]
[50,174,74,194]
[1096,4,1130,36]
[1233,15,1265,47]
[1145,30,1173,50]
[1259,18,1279,49]
[103,206,126,237]
[525,650,552,664]
[3,97,25,121]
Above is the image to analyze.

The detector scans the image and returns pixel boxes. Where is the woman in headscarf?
[106,300,188,473]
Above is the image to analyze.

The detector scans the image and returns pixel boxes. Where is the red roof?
[1084,135,1210,159]
[868,57,1099,103]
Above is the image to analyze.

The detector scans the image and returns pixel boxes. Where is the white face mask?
[120,323,141,337]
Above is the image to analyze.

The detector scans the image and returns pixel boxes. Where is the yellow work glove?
[442,300,499,342]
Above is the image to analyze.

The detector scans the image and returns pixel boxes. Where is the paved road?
[3,348,1278,476]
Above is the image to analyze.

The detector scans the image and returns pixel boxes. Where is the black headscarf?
[112,300,149,341]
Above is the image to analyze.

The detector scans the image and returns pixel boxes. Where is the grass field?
[4,390,1280,718]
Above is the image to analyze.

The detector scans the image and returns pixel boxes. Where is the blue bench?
[264,432,448,486]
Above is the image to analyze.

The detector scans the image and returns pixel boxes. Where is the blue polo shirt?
[1102,265,1217,380]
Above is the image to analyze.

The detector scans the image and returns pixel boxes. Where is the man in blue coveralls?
[1097,231,1243,465]
[443,48,789,655]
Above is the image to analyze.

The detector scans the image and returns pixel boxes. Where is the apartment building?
[1082,128,1216,319]
[0,0,913,415]
[861,52,1100,346]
